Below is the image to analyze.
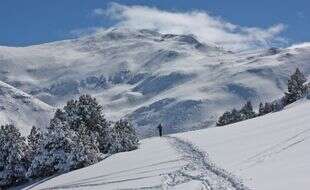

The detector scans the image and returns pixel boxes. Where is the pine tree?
[26,119,76,178]
[240,101,256,120]
[0,124,29,187]
[27,94,138,179]
[285,68,307,104]
[108,120,139,154]
[216,111,231,126]
[217,108,242,126]
[52,109,67,124]
[258,102,265,116]
[271,99,285,112]
[217,68,308,124]
[263,102,273,114]
[63,94,110,153]
[27,113,103,178]
[67,135,102,170]
[27,126,43,160]
[230,108,242,123]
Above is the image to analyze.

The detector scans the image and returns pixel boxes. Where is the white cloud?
[94,3,287,50]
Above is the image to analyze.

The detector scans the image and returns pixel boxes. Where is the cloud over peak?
[94,3,287,50]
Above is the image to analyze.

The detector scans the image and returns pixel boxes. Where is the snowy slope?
[0,80,54,134]
[18,138,187,190]
[19,99,310,190]
[1,28,310,136]
[175,99,310,190]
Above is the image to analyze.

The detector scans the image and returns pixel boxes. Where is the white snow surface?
[1,28,310,136]
[174,99,310,190]
[0,80,54,134]
[19,138,187,190]
[18,99,310,190]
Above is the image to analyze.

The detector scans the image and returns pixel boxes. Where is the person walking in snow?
[157,124,163,137]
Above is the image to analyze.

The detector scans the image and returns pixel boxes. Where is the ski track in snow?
[238,127,310,170]
[163,136,250,190]
[24,136,251,190]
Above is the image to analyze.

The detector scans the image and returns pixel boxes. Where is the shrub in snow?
[108,119,139,154]
[0,124,29,187]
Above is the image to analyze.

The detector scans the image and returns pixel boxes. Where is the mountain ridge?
[1,28,310,136]
[0,80,54,134]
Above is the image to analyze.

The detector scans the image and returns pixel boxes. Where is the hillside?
[1,28,310,136]
[18,99,310,190]
[0,80,54,134]
[175,99,310,189]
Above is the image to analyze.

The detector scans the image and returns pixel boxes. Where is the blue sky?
[0,0,309,47]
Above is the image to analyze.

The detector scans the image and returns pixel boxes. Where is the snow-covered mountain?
[0,80,54,135]
[1,28,310,136]
[18,99,310,190]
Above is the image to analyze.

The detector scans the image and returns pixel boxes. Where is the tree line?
[217,68,308,126]
[0,94,139,188]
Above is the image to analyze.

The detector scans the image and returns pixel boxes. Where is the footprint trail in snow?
[163,136,250,190]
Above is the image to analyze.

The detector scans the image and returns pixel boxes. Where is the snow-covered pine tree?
[63,100,79,130]
[218,102,256,126]
[240,101,256,120]
[231,108,242,123]
[0,124,29,187]
[27,126,43,160]
[216,109,241,126]
[67,134,102,170]
[216,111,231,126]
[263,102,273,114]
[271,99,283,112]
[258,102,265,116]
[52,109,67,124]
[77,94,110,152]
[27,108,103,178]
[63,94,110,153]
[285,68,307,104]
[108,120,139,154]
[26,118,76,178]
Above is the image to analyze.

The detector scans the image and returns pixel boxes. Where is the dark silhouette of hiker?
[157,124,163,137]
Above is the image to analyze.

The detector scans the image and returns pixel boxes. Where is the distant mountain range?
[1,28,310,136]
